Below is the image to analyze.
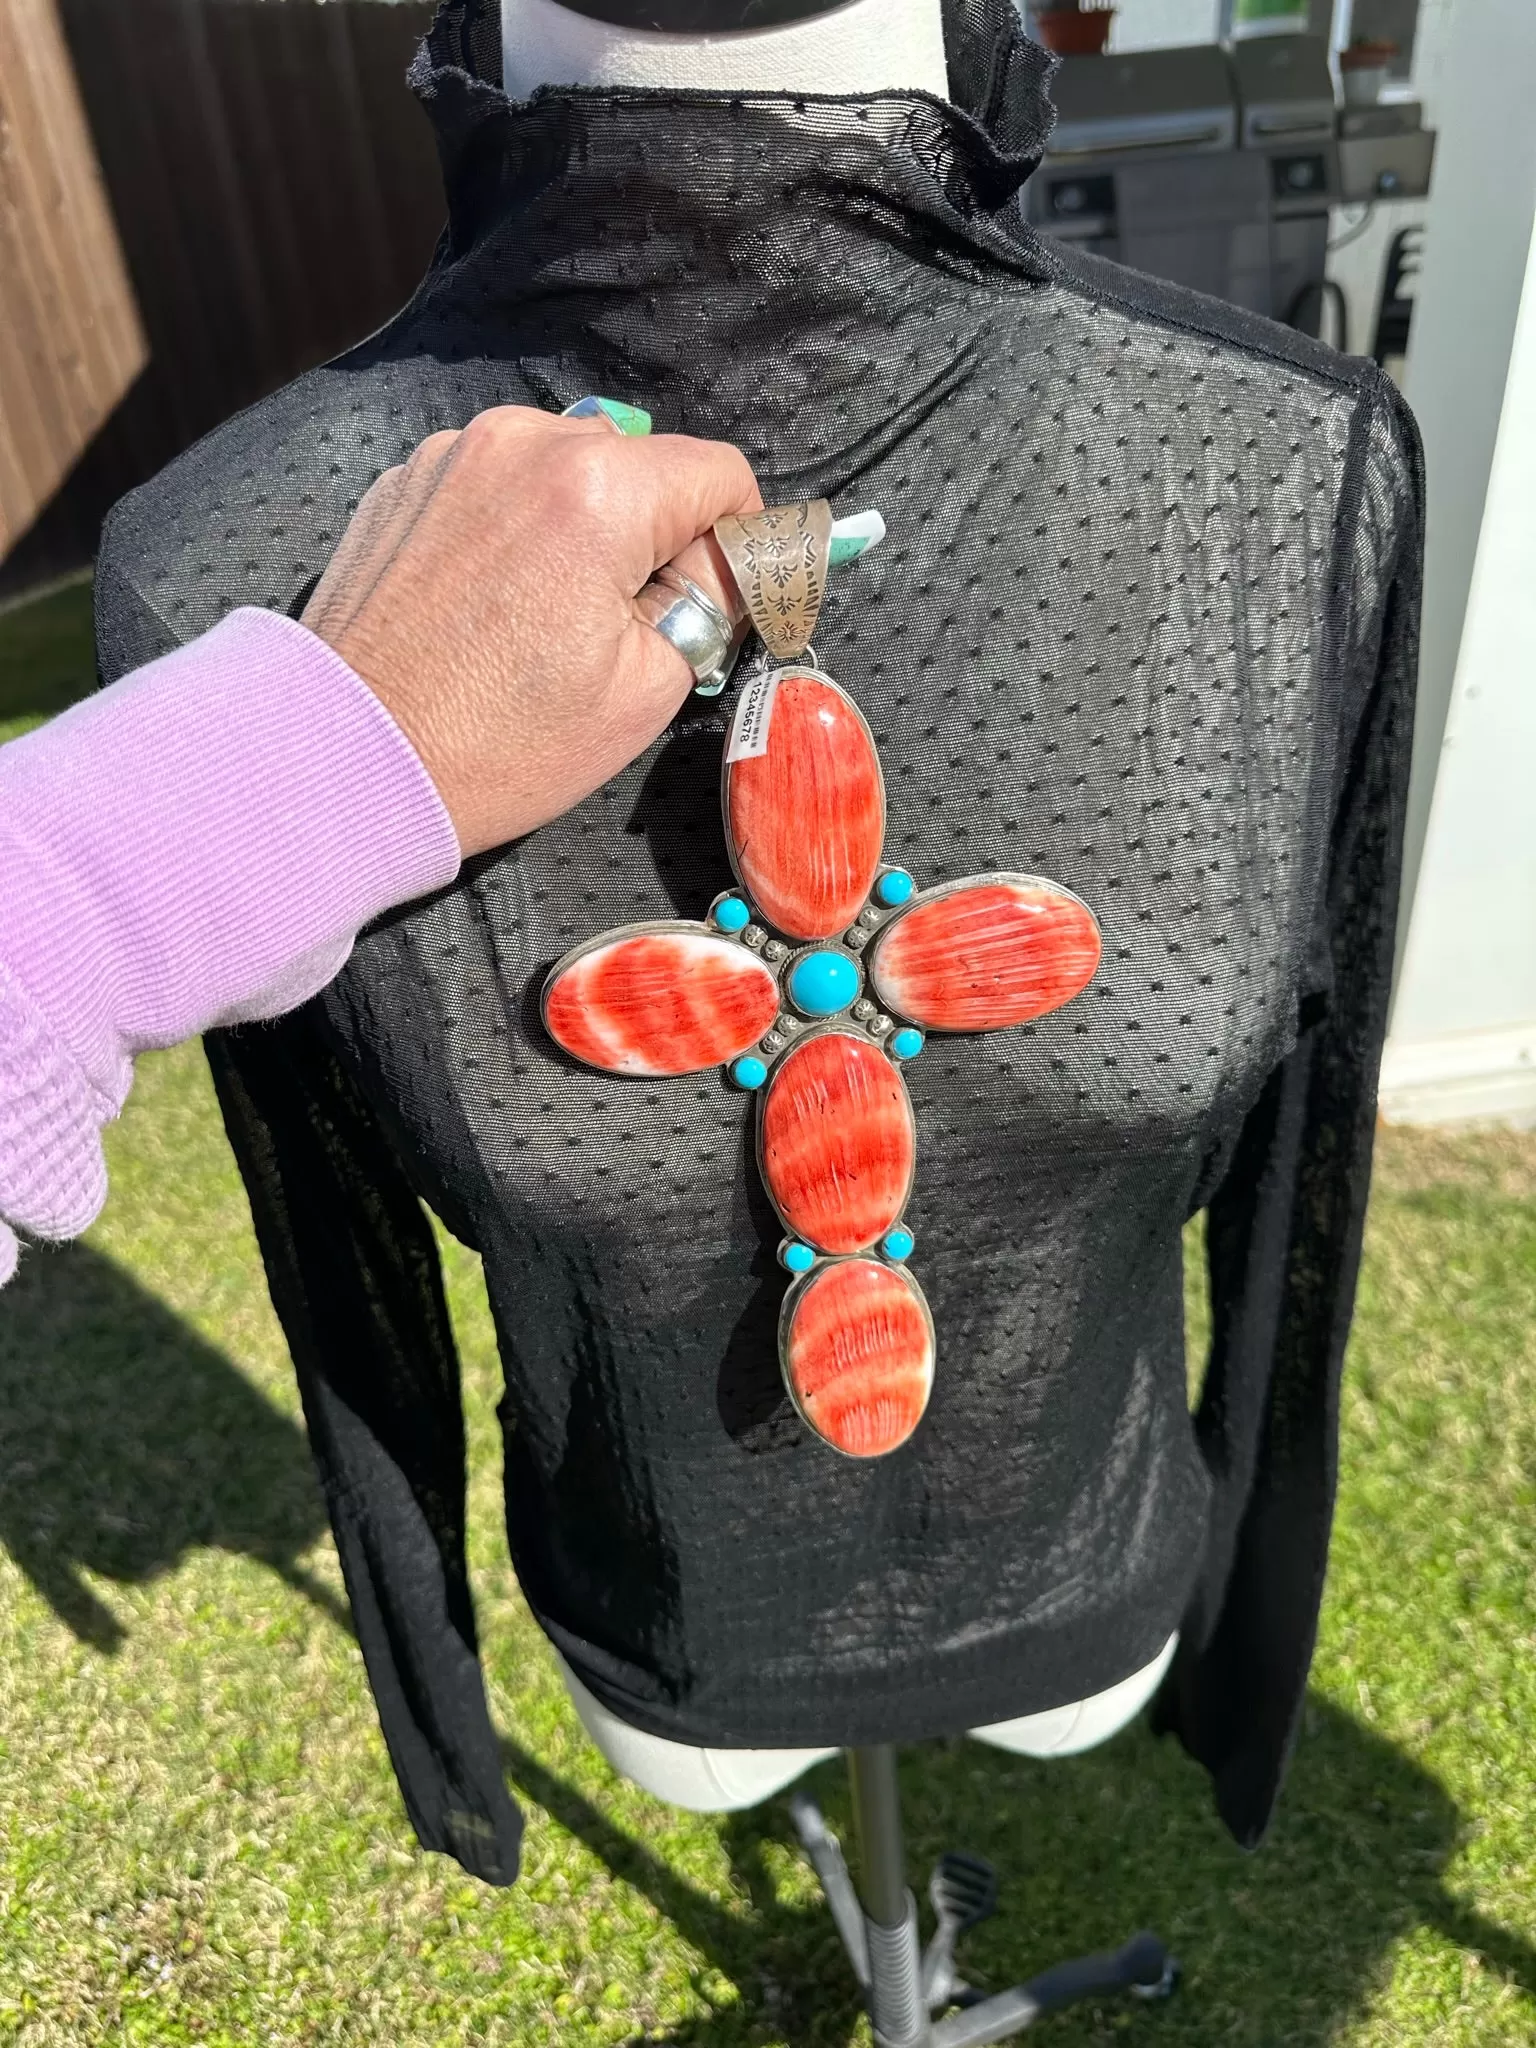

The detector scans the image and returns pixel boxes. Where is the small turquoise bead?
[882,1227,915,1262]
[731,1055,768,1090]
[788,949,860,1018]
[781,1241,816,1275]
[713,895,750,933]
[890,1027,925,1061]
[875,868,915,907]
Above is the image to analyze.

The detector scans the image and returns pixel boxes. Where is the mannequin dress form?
[501,0,950,99]
[97,0,1423,1891]
[501,0,1177,1814]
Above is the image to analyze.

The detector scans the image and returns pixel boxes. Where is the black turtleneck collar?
[394,0,1060,493]
[409,0,1057,257]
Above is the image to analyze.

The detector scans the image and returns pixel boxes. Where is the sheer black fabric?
[95,0,1422,1884]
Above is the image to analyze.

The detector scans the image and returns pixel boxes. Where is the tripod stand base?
[928,1933,1176,2047]
[788,1753,1177,2048]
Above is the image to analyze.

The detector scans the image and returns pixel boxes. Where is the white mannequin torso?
[501,0,1178,1805]
[501,0,950,100]
[558,1637,1179,1812]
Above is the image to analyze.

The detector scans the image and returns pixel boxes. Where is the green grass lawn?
[0,575,95,745]
[2,587,1536,2044]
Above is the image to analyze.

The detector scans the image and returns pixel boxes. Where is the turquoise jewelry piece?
[543,502,1103,1461]
[561,395,653,436]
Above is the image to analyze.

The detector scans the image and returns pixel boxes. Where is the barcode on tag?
[725,665,783,763]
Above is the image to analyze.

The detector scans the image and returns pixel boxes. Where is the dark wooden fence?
[2,0,444,598]
[0,0,147,564]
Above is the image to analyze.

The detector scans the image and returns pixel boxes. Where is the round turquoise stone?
[713,895,750,933]
[781,1240,816,1275]
[875,868,915,907]
[882,1227,915,1262]
[731,1055,768,1090]
[890,1027,925,1061]
[788,949,860,1018]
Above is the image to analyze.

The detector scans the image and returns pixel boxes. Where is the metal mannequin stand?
[788,1746,1177,2046]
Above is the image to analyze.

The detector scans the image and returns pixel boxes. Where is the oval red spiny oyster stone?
[725,672,885,942]
[543,927,780,1077]
[783,1258,934,1458]
[868,878,1102,1033]
[760,1032,914,1254]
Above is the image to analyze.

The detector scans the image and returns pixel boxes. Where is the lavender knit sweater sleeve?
[0,606,461,1283]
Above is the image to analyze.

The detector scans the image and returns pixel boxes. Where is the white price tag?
[725,664,783,763]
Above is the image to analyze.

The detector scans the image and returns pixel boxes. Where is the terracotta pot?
[1339,39,1396,107]
[1339,38,1398,68]
[1033,8,1114,58]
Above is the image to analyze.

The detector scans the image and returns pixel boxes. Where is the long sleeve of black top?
[1152,377,1425,1846]
[204,1012,524,1885]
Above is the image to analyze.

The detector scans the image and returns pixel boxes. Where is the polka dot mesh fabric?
[95,0,1423,1885]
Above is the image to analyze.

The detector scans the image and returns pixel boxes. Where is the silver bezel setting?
[719,666,888,947]
[754,1024,917,1256]
[777,1254,937,1460]
[864,870,1104,1034]
[781,940,865,1022]
[539,918,780,1074]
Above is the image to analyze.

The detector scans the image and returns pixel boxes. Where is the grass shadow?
[0,1237,345,1646]
[505,1694,1536,2046]
[500,1733,864,2046]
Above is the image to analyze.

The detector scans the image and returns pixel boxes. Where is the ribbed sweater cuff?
[0,605,461,1116]
[0,958,107,1263]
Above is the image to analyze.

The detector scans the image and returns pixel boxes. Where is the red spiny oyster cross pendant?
[542,666,1102,1460]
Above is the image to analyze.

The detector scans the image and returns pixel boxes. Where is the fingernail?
[562,396,653,436]
[829,509,886,567]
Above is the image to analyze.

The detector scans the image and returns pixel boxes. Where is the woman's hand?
[302,405,760,858]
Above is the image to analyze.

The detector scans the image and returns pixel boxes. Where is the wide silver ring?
[641,566,739,697]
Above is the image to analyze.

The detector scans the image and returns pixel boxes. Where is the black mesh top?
[95,0,1423,1887]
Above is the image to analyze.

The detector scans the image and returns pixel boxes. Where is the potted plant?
[1339,36,1398,107]
[1031,1,1115,59]
[1229,0,1310,37]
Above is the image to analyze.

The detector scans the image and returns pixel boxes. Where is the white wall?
[1381,207,1536,1124]
[1107,0,1222,48]
[1380,0,1536,1125]
[1405,0,1456,109]
[1390,0,1536,970]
